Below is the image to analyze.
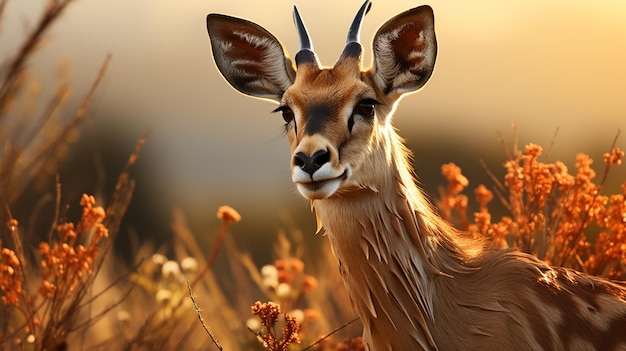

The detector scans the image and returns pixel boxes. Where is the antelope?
[205,1,626,350]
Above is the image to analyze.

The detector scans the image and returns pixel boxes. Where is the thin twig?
[543,126,560,162]
[479,159,505,195]
[4,207,38,339]
[104,131,146,242]
[15,55,111,182]
[190,227,227,289]
[47,174,62,242]
[302,318,360,351]
[562,129,622,266]
[496,130,511,161]
[187,281,223,351]
[479,159,512,214]
[190,209,239,288]
[0,0,7,20]
[0,0,74,115]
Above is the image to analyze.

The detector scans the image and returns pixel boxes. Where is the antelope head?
[206,1,437,201]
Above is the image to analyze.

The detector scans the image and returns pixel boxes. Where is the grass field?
[1,1,624,350]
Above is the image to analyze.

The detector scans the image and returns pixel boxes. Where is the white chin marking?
[292,163,344,184]
[296,179,342,200]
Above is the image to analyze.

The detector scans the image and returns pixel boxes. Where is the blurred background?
[2,0,625,261]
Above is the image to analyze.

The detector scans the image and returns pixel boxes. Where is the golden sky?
[2,0,625,216]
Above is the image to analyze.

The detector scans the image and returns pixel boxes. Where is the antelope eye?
[354,99,379,118]
[348,99,380,132]
[273,106,295,123]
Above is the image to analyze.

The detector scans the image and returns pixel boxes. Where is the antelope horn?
[293,5,318,67]
[346,0,372,45]
[338,0,371,62]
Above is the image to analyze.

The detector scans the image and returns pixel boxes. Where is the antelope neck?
[311,131,470,350]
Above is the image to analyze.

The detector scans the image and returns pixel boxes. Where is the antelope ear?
[372,5,437,96]
[206,14,296,101]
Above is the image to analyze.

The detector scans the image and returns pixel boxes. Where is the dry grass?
[1,1,625,351]
[0,0,111,209]
[171,207,362,351]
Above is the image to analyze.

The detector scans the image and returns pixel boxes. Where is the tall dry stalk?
[0,0,107,212]
[0,1,145,350]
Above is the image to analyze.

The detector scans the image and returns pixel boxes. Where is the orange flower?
[37,194,109,297]
[474,185,493,212]
[250,301,301,351]
[1,248,23,306]
[275,258,305,284]
[217,205,242,224]
[604,147,624,166]
[302,275,318,292]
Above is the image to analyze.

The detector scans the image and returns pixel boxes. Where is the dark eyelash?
[349,98,380,132]
[272,106,295,123]
[273,106,297,137]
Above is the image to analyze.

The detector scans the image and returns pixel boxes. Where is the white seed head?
[261,264,278,279]
[288,309,304,323]
[261,265,279,288]
[117,310,131,323]
[151,253,167,266]
[180,257,199,274]
[246,317,262,332]
[263,277,279,289]
[161,260,181,280]
[276,282,291,298]
[155,289,173,305]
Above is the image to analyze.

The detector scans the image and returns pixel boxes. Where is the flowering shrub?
[439,143,626,280]
[1,194,113,350]
[249,301,300,351]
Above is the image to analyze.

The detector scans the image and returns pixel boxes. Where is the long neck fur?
[311,121,626,351]
[312,120,472,350]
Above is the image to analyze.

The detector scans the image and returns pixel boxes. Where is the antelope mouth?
[294,169,349,199]
[297,169,348,186]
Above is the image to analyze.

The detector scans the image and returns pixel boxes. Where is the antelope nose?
[294,150,330,176]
